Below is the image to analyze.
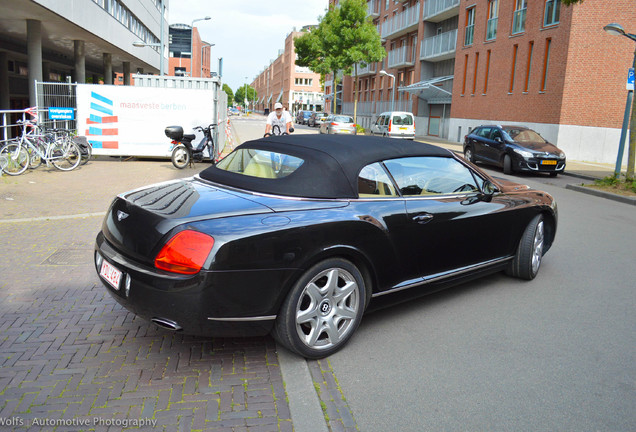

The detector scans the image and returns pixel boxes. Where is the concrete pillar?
[103,53,112,84]
[74,40,85,83]
[0,51,9,110]
[123,62,130,86]
[27,19,43,107]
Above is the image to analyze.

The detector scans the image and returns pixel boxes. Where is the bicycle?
[0,120,81,175]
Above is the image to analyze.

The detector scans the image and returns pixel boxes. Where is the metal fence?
[35,81,77,131]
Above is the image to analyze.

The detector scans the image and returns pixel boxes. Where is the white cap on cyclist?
[274,102,283,110]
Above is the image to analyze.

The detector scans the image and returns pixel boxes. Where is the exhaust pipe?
[151,317,182,331]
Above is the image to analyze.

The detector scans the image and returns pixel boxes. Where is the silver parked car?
[319,115,357,135]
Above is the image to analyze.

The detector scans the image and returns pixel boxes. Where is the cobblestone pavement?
[0,160,293,431]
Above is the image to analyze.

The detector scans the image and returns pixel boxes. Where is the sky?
[168,0,329,92]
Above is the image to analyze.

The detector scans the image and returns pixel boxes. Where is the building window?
[512,0,527,34]
[462,54,468,95]
[486,0,498,41]
[465,7,475,46]
[524,41,534,92]
[484,50,491,94]
[509,44,518,93]
[544,0,560,27]
[472,52,479,95]
[541,38,552,91]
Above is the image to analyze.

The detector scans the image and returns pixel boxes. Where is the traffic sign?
[628,68,634,91]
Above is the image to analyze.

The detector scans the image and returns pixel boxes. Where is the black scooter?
[165,124,217,169]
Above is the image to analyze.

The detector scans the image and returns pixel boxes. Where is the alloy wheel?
[295,267,360,350]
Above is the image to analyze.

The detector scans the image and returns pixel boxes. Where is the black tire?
[503,154,513,175]
[464,146,475,163]
[51,142,81,171]
[171,145,190,169]
[273,258,366,359]
[506,214,545,280]
[79,142,92,165]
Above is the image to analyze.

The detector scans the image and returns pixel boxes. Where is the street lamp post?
[245,76,248,112]
[379,70,395,112]
[604,22,636,179]
[132,41,163,75]
[191,16,211,78]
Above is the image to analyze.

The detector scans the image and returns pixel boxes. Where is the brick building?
[450,0,636,164]
[168,24,212,78]
[333,0,459,137]
[252,28,323,115]
[335,0,635,164]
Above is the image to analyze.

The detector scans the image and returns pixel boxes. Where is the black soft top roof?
[199,134,453,199]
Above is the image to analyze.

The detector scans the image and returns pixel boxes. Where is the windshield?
[215,149,304,179]
[502,127,547,143]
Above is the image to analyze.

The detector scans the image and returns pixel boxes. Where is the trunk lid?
[102,178,273,263]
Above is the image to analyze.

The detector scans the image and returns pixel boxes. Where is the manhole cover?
[43,249,91,266]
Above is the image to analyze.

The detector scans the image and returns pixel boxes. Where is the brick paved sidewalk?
[0,160,294,431]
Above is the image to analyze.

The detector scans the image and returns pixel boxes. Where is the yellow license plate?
[399,127,408,130]
[541,160,557,165]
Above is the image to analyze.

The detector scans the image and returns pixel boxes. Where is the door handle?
[412,213,434,224]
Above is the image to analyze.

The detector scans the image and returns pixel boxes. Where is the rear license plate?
[541,160,557,165]
[100,260,122,290]
[340,130,351,133]
[399,127,408,131]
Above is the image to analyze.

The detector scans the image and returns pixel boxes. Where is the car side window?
[383,116,390,126]
[491,128,503,140]
[357,163,397,198]
[384,157,479,196]
[375,116,384,126]
[477,127,492,139]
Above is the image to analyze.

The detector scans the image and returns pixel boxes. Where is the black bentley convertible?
[95,135,557,358]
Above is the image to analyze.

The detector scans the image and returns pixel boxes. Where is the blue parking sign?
[628,68,634,91]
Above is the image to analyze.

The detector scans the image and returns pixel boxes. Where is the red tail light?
[171,140,179,144]
[352,124,357,127]
[388,119,392,132]
[154,230,215,274]
[331,122,338,126]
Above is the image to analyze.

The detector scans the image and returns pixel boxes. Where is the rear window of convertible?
[215,148,304,179]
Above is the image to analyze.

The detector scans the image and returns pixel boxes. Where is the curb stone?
[565,183,636,206]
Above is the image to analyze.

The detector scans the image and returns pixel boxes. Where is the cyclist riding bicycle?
[264,102,292,137]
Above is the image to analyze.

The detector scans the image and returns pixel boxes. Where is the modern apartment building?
[252,28,323,115]
[450,0,635,164]
[168,24,212,78]
[335,0,459,136]
[336,0,635,163]
[0,0,169,109]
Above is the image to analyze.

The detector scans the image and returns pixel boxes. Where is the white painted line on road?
[0,212,107,224]
[276,344,330,432]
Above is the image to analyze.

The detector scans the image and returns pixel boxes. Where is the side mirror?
[494,136,503,143]
[479,180,498,202]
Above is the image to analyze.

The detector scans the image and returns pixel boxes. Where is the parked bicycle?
[165,124,218,169]
[0,120,81,175]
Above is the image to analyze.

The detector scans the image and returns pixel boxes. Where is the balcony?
[355,62,377,77]
[423,0,460,23]
[387,45,416,68]
[367,0,379,18]
[420,29,457,62]
[381,3,420,40]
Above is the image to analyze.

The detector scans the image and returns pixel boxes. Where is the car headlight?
[558,152,566,159]
[513,148,534,158]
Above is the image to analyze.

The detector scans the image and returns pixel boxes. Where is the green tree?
[560,0,583,5]
[234,85,257,109]
[296,0,385,120]
[222,84,234,105]
[337,0,386,123]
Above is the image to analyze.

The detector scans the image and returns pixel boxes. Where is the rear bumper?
[94,232,295,337]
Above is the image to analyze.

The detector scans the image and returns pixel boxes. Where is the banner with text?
[76,84,214,157]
